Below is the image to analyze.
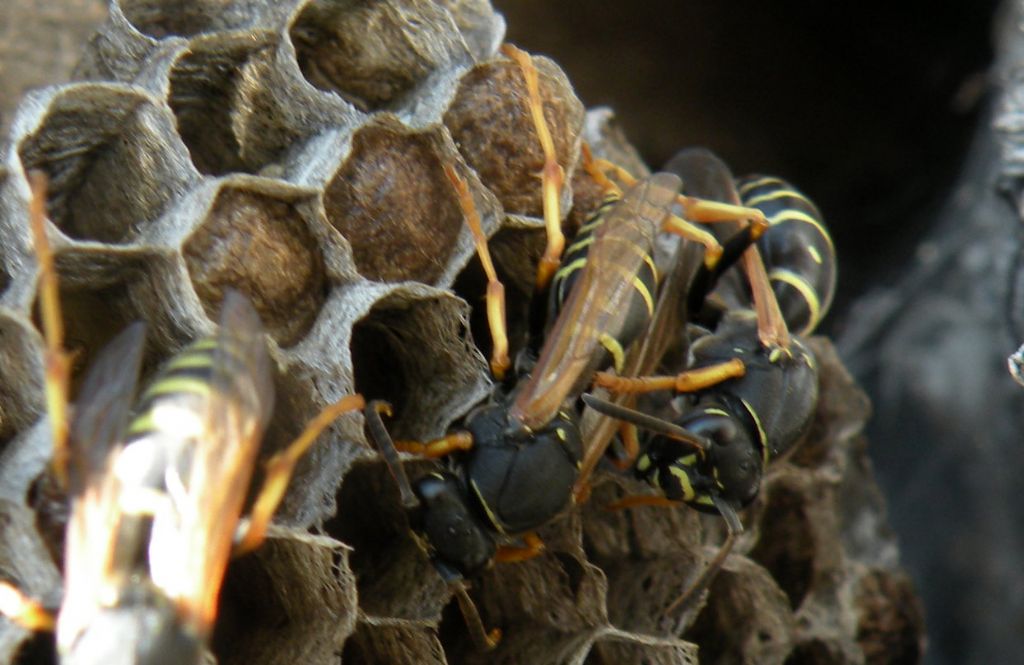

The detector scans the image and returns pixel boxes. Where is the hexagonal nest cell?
[0,1,926,663]
[183,186,329,347]
[323,117,467,284]
[168,33,280,175]
[15,86,195,244]
[291,0,467,112]
[443,53,584,218]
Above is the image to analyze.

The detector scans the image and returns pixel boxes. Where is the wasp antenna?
[364,401,419,510]
[665,495,742,618]
[581,393,710,454]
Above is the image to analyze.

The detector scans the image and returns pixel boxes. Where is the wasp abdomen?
[736,175,835,335]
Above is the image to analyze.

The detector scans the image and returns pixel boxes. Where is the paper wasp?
[365,47,768,648]
[582,147,835,613]
[0,173,363,664]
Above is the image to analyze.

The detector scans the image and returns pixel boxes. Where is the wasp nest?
[0,1,923,663]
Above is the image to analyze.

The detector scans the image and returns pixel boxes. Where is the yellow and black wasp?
[582,147,836,612]
[0,173,363,664]
[365,46,769,648]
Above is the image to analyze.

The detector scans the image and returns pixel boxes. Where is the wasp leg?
[742,241,792,350]
[594,358,746,394]
[393,431,474,458]
[235,393,366,555]
[687,219,768,318]
[582,147,628,194]
[501,43,566,292]
[451,581,502,650]
[665,495,743,618]
[493,532,545,563]
[0,582,55,631]
[444,165,510,381]
[611,422,641,470]
[27,173,72,489]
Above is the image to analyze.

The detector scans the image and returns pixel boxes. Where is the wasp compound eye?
[681,412,738,448]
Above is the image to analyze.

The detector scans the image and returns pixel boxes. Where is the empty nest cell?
[443,52,584,218]
[183,186,328,347]
[212,529,357,665]
[291,0,467,112]
[16,86,195,244]
[324,117,466,284]
[348,288,484,439]
[168,33,280,175]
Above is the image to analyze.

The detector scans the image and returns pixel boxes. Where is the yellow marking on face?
[636,455,651,472]
[768,268,821,334]
[807,245,823,265]
[695,495,715,507]
[769,348,782,363]
[599,333,626,373]
[668,466,696,501]
[556,428,567,442]
[680,454,697,466]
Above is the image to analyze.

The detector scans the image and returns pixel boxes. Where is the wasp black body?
[630,311,818,519]
[585,148,835,609]
[365,49,771,648]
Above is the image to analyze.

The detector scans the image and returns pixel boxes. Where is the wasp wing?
[59,323,147,652]
[579,151,739,484]
[510,173,682,431]
[147,290,274,637]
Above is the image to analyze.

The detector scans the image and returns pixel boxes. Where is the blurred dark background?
[497,1,1012,664]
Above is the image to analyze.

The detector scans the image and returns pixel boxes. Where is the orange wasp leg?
[742,242,792,350]
[612,422,641,470]
[235,393,366,555]
[501,43,566,292]
[585,152,769,273]
[444,165,510,381]
[393,431,475,458]
[0,581,55,632]
[27,172,72,489]
[493,532,545,563]
[594,358,746,394]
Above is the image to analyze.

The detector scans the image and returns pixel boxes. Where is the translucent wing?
[147,290,274,636]
[59,323,147,652]
[579,151,737,485]
[510,173,682,430]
